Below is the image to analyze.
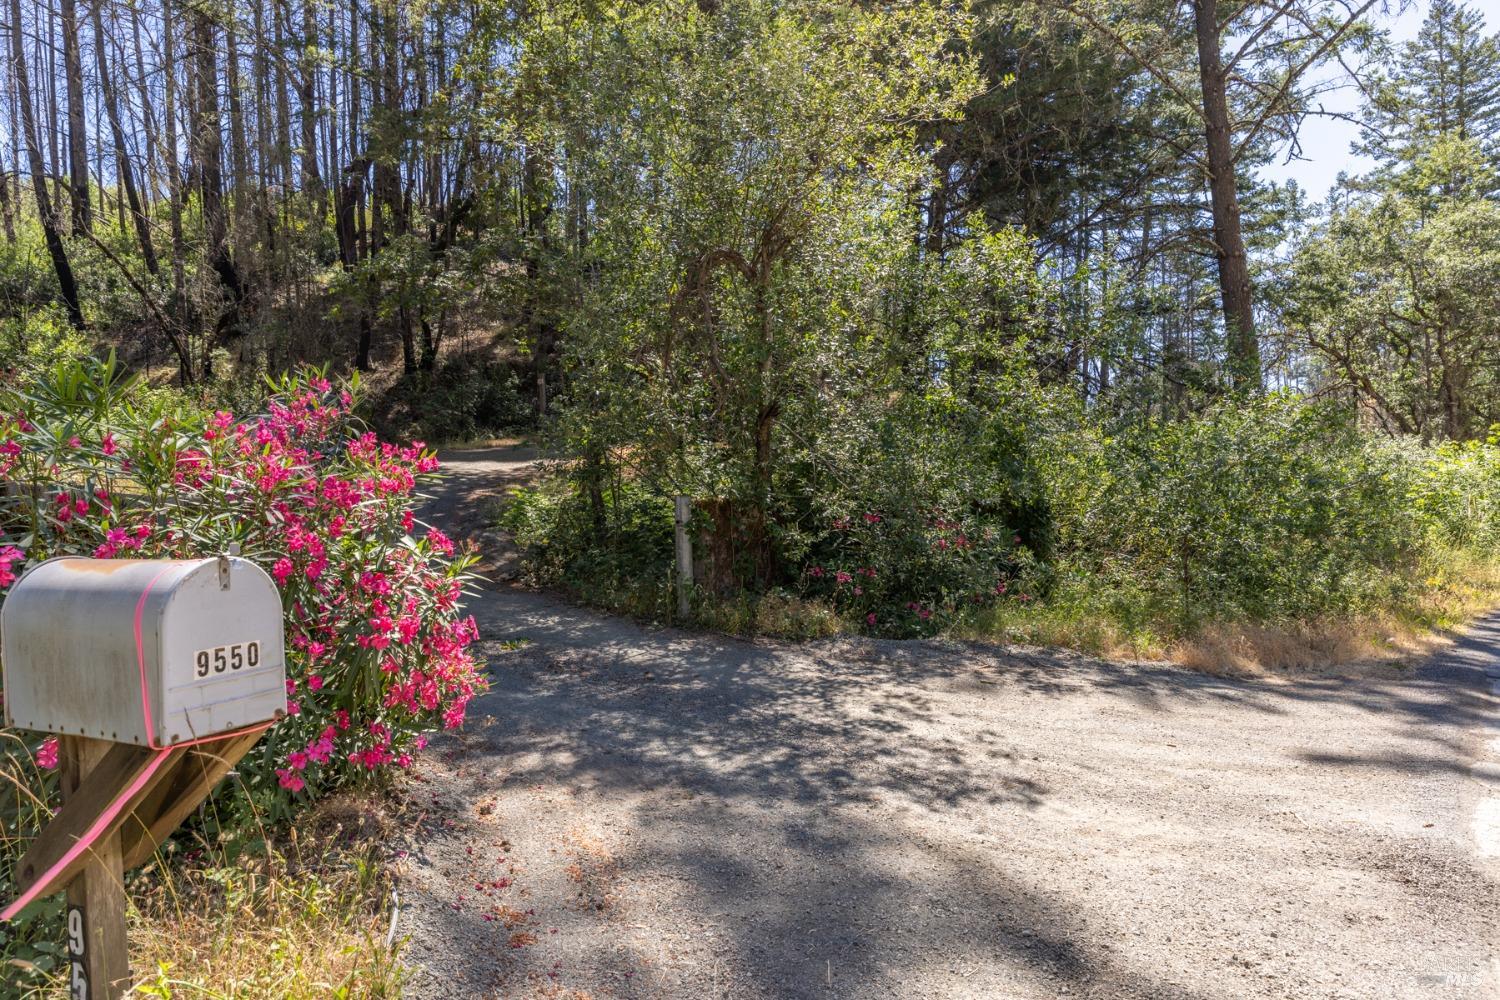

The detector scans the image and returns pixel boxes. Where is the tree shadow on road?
[406,589,1499,998]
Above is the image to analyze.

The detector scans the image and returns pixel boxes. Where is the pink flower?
[866,613,877,625]
[426,528,455,557]
[67,436,81,449]
[272,558,294,586]
[0,545,23,589]
[101,433,117,456]
[35,737,59,770]
[276,768,305,792]
[307,674,324,691]
[307,736,334,764]
[835,571,852,584]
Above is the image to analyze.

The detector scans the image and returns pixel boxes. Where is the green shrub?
[1409,433,1500,549]
[781,407,1042,638]
[503,473,676,618]
[1045,394,1464,630]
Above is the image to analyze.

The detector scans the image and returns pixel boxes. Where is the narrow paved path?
[397,447,1499,1000]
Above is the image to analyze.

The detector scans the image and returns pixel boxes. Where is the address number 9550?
[194,641,262,678]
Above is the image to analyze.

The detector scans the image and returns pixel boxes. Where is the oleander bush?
[0,356,486,810]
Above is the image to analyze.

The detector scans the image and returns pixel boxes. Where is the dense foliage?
[513,382,1500,644]
[1046,397,1500,629]
[3,0,1494,432]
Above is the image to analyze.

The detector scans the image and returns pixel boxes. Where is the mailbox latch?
[217,544,241,590]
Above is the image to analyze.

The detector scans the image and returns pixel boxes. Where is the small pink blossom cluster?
[0,544,23,588]
[0,367,485,808]
[802,505,1024,636]
[34,736,59,770]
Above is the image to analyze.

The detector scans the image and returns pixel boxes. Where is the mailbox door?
[155,559,285,746]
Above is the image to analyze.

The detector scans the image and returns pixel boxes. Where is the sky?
[1257,0,1500,198]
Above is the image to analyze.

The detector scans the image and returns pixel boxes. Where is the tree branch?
[1056,2,1204,120]
[1230,0,1381,163]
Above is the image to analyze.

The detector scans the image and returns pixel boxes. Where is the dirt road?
[398,447,1499,1000]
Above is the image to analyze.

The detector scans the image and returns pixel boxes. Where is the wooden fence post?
[62,736,130,1000]
[674,496,693,620]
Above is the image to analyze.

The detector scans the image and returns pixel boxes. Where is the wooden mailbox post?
[0,555,287,998]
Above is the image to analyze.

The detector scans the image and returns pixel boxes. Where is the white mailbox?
[1,556,286,747]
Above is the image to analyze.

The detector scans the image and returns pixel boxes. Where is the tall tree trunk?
[350,0,366,260]
[128,4,158,207]
[1193,0,1260,392]
[251,0,271,187]
[523,145,554,414]
[347,0,372,370]
[193,5,244,373]
[375,0,403,241]
[370,0,410,372]
[225,17,251,210]
[323,0,338,212]
[298,0,325,215]
[272,0,295,191]
[0,173,14,242]
[8,0,85,327]
[59,0,90,236]
[92,0,158,274]
[163,0,189,331]
[43,0,62,212]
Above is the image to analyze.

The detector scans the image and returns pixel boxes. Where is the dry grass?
[1169,620,1440,677]
[127,793,407,999]
[1172,551,1500,676]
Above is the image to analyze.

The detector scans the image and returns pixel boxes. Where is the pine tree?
[1356,0,1500,196]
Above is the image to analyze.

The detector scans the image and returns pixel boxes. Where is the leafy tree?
[1287,151,1500,440]
[555,0,977,582]
[1285,4,1500,441]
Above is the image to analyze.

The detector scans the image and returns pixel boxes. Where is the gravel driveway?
[397,448,1500,1000]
